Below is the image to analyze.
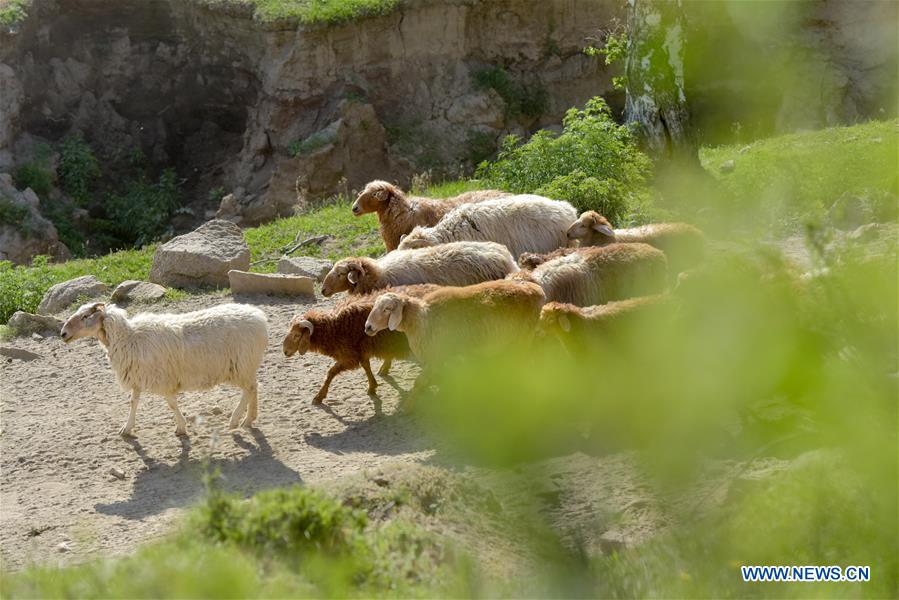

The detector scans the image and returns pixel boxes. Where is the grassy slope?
[700,119,897,230]
[197,0,402,25]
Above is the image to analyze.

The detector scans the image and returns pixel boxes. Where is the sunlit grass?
[197,0,401,25]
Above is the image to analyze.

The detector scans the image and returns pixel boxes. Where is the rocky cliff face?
[0,0,621,228]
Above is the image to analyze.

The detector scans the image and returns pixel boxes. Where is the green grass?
[199,0,402,26]
[0,0,29,27]
[4,482,465,598]
[700,119,898,231]
[0,199,384,321]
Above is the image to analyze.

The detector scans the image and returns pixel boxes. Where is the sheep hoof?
[311,396,325,405]
[240,418,255,429]
[175,428,188,437]
[118,427,134,438]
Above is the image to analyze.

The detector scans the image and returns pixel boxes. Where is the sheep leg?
[165,394,189,436]
[377,358,392,377]
[119,389,140,437]
[238,383,259,428]
[361,359,378,395]
[313,362,349,404]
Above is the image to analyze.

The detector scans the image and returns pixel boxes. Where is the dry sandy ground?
[0,291,679,572]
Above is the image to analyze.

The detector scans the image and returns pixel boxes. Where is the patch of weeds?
[103,168,181,248]
[13,157,53,198]
[473,66,549,121]
[58,133,100,205]
[288,128,337,157]
[465,130,497,165]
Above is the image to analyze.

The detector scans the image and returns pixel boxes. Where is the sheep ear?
[592,223,615,237]
[558,314,571,332]
[387,304,403,331]
[374,189,388,201]
[296,319,314,334]
[347,268,359,285]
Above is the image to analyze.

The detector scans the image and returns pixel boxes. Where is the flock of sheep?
[60,181,704,436]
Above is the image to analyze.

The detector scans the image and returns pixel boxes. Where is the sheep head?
[61,302,107,343]
[567,211,615,246]
[365,293,405,336]
[352,180,401,216]
[321,258,366,297]
[283,317,314,357]
[397,227,435,250]
[518,252,547,270]
[539,303,573,335]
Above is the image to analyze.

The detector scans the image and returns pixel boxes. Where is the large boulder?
[6,311,64,337]
[228,270,315,296]
[149,220,250,289]
[277,256,333,282]
[111,280,167,303]
[0,174,70,265]
[37,275,108,315]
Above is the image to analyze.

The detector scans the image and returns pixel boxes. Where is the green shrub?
[0,195,31,227]
[58,133,100,205]
[13,162,52,198]
[195,484,367,556]
[477,97,652,225]
[0,0,29,27]
[104,168,181,247]
[473,66,548,120]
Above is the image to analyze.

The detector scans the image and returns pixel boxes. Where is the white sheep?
[511,243,668,306]
[396,194,578,258]
[320,241,518,297]
[60,302,268,436]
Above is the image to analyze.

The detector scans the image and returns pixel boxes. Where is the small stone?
[277,256,334,282]
[38,275,108,315]
[6,312,63,337]
[228,270,315,296]
[372,476,390,487]
[598,531,627,555]
[109,467,125,480]
[0,346,41,361]
[720,160,735,174]
[57,541,71,553]
[211,406,223,415]
[111,280,167,303]
[31,332,43,340]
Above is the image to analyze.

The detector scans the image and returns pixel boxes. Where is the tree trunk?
[624,0,697,164]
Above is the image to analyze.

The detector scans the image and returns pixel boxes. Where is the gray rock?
[277,256,333,282]
[828,193,870,231]
[0,346,42,361]
[111,280,167,303]
[37,275,108,315]
[719,160,735,174]
[228,270,315,296]
[0,173,71,265]
[6,311,63,337]
[149,220,250,289]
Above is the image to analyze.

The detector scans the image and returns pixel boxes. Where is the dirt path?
[0,292,438,569]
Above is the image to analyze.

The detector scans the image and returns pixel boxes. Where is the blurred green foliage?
[477,97,652,225]
[0,0,29,27]
[197,0,402,26]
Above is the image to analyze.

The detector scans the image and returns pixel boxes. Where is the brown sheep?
[351,180,509,251]
[283,284,439,405]
[566,210,706,275]
[511,243,668,307]
[364,279,545,409]
[539,295,674,354]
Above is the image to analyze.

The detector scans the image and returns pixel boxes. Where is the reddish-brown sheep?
[351,180,509,251]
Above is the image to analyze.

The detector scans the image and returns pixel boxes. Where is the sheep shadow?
[95,429,302,520]
[303,410,436,457]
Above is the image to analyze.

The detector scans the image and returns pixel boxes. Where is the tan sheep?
[283,284,439,406]
[352,180,509,251]
[320,241,518,297]
[511,243,668,306]
[566,211,706,275]
[364,279,545,409]
[539,295,674,353]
